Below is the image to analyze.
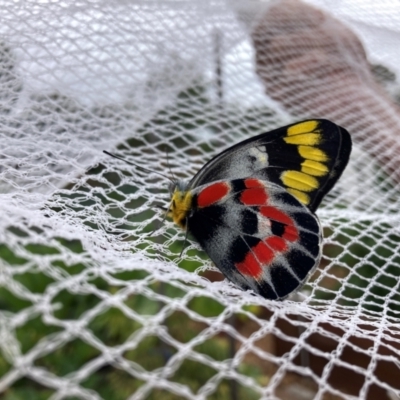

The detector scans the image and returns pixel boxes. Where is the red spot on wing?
[283,225,299,242]
[241,188,268,205]
[197,182,230,208]
[266,236,287,252]
[260,206,293,226]
[261,206,299,242]
[254,241,275,265]
[235,241,274,278]
[240,179,268,206]
[244,178,264,188]
[236,254,262,278]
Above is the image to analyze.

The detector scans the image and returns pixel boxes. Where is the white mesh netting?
[1,0,400,399]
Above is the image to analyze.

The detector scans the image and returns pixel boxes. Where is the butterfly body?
[168,119,351,300]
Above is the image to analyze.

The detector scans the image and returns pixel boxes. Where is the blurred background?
[1,1,400,399]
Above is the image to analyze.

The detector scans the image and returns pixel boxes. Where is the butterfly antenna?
[103,150,175,184]
[164,146,176,182]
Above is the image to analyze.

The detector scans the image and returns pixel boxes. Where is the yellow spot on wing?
[287,120,319,136]
[287,188,310,205]
[298,146,328,162]
[301,159,329,177]
[169,189,193,229]
[284,133,321,146]
[281,170,319,192]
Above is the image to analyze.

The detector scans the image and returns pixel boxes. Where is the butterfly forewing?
[187,178,322,300]
[189,119,351,212]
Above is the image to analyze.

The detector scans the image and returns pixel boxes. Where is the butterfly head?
[168,180,193,230]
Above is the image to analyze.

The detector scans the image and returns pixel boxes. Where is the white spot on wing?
[249,147,268,168]
[257,215,271,237]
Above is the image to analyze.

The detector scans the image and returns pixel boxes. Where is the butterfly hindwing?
[187,178,322,300]
[189,119,351,212]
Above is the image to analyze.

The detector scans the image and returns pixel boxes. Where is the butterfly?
[166,119,351,300]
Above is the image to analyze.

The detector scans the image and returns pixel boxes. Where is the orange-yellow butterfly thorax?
[168,186,193,229]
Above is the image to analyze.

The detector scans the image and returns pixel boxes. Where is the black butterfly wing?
[189,119,351,212]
